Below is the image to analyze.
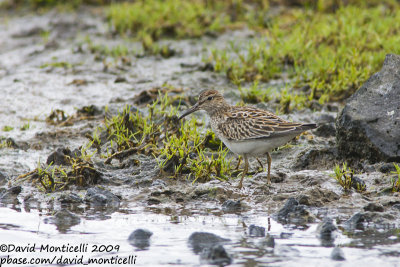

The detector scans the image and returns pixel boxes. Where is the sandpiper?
[178,89,317,189]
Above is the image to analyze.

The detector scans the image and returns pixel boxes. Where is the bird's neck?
[207,103,231,118]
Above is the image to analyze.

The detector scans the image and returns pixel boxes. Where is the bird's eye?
[207,96,213,101]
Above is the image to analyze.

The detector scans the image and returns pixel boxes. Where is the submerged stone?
[200,244,232,266]
[188,232,230,254]
[344,212,366,231]
[316,218,337,247]
[336,54,400,162]
[128,229,153,249]
[49,209,81,233]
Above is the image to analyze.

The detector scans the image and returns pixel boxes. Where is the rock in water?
[128,229,153,249]
[317,218,337,247]
[336,54,400,162]
[188,232,230,254]
[200,245,232,266]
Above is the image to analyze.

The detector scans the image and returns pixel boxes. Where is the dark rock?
[58,192,83,204]
[7,186,22,195]
[46,147,72,165]
[331,247,345,261]
[84,187,120,208]
[200,245,232,266]
[351,176,366,191]
[147,197,161,205]
[336,54,400,162]
[317,218,337,247]
[128,229,152,249]
[344,212,366,231]
[275,198,314,225]
[248,224,265,237]
[49,209,81,233]
[364,202,384,212]
[188,232,230,254]
[0,186,22,204]
[222,200,241,213]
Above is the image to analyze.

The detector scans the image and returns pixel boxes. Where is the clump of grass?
[40,61,74,69]
[107,0,268,39]
[102,90,232,182]
[2,126,13,132]
[18,143,100,192]
[332,163,365,192]
[332,163,352,190]
[0,139,13,149]
[20,122,30,131]
[391,163,400,192]
[208,3,400,107]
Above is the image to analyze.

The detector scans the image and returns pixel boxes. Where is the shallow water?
[1,203,400,267]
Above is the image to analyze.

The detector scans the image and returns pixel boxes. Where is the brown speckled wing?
[218,107,305,140]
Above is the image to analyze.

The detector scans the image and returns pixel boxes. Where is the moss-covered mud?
[1,4,400,266]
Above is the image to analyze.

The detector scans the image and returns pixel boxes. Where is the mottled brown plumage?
[179,89,317,189]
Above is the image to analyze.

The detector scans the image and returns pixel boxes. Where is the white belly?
[220,135,297,156]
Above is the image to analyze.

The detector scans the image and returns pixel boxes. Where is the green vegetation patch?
[331,163,366,192]
[391,163,400,192]
[101,90,232,182]
[17,145,100,192]
[208,3,400,108]
[107,0,267,39]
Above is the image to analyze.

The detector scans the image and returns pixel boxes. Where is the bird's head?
[178,89,227,120]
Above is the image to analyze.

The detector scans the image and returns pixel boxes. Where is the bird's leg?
[266,152,272,185]
[256,157,264,171]
[238,155,248,189]
[234,156,242,170]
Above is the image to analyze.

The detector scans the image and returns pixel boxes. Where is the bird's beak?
[178,102,199,120]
